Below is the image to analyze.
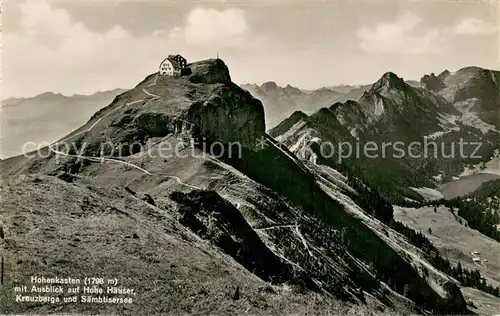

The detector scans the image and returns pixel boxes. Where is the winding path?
[255,223,296,230]
[254,223,314,258]
[142,77,161,99]
[295,224,314,258]
[48,74,201,191]
[142,88,161,99]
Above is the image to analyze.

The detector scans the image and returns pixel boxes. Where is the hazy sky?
[3,0,499,98]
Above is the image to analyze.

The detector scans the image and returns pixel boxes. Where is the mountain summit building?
[159,54,187,76]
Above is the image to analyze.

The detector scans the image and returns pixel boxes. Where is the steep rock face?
[187,84,266,150]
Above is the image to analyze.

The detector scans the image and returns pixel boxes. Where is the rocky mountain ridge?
[270,66,500,203]
[240,79,423,130]
[421,67,500,128]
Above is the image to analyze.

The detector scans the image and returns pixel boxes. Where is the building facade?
[159,54,187,76]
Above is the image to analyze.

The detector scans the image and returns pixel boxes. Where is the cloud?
[356,12,442,55]
[169,8,249,48]
[454,18,497,35]
[3,2,254,98]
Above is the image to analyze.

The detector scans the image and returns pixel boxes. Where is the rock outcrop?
[187,87,265,150]
[187,58,231,85]
[420,73,446,91]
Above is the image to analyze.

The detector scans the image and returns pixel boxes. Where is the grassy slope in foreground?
[0,174,390,315]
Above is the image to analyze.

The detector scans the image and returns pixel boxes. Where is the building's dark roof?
[167,58,182,69]
[165,54,186,69]
[168,54,186,60]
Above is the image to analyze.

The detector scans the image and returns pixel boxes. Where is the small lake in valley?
[438,173,500,199]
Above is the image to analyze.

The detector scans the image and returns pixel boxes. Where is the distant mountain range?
[1,80,418,158]
[240,82,370,129]
[240,80,421,129]
[1,89,126,158]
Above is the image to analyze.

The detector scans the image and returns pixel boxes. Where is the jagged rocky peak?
[420,72,446,91]
[370,72,406,92]
[283,84,302,95]
[260,81,279,92]
[329,101,344,111]
[329,100,358,112]
[289,110,308,121]
[274,110,309,129]
[437,69,451,80]
[240,83,260,90]
[315,106,335,116]
[268,110,308,137]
